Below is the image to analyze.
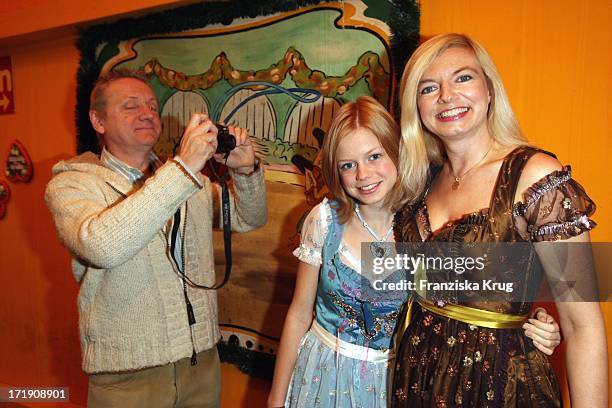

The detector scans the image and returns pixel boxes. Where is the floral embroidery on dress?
[328,291,399,340]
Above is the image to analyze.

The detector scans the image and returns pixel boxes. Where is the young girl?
[268,96,561,408]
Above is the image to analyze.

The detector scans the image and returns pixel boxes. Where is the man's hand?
[176,113,218,173]
[214,125,256,174]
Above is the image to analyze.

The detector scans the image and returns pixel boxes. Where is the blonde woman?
[392,34,607,407]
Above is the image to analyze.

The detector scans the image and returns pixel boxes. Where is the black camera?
[215,124,236,154]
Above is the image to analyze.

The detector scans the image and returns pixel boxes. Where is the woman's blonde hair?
[398,33,528,205]
[321,96,404,224]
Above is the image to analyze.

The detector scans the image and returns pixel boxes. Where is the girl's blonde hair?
[321,96,405,223]
[398,33,528,205]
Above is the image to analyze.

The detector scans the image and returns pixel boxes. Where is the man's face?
[91,78,161,160]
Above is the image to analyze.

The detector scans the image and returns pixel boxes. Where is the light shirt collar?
[100,147,162,184]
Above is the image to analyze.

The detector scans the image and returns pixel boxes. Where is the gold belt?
[397,296,530,338]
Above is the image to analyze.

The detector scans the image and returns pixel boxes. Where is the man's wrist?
[169,156,204,188]
[233,158,260,176]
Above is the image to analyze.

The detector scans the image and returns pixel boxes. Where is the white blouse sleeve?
[292,198,332,266]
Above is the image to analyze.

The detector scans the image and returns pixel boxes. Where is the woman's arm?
[537,232,608,408]
[519,153,607,406]
[267,261,320,407]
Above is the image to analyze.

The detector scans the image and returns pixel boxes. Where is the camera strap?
[216,171,233,289]
[185,161,232,290]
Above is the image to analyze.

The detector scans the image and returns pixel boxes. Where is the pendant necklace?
[354,202,393,258]
[449,144,493,190]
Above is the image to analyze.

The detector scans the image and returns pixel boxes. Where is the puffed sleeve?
[292,198,332,266]
[513,166,596,242]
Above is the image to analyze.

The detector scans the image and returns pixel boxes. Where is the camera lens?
[215,124,236,154]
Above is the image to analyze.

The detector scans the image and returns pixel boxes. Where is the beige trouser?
[88,348,221,408]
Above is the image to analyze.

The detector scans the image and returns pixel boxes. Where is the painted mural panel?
[78,0,419,377]
[102,4,391,179]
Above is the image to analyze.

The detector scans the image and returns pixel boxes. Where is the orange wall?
[0,0,197,41]
[0,34,87,405]
[0,1,610,407]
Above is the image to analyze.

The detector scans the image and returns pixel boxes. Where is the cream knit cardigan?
[45,152,267,374]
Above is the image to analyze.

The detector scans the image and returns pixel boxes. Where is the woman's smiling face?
[416,46,491,141]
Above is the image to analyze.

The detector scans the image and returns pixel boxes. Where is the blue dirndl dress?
[287,199,407,408]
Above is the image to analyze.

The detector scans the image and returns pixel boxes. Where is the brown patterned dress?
[391,146,596,407]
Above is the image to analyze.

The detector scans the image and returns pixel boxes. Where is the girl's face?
[336,127,397,209]
[416,47,491,141]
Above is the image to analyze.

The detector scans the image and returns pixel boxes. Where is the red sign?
[0,56,15,114]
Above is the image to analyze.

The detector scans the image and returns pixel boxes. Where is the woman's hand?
[522,307,561,355]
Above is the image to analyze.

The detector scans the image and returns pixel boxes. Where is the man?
[45,69,267,407]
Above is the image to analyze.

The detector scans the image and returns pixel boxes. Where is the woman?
[391,34,607,407]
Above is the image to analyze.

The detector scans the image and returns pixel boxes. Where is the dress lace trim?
[293,198,362,271]
[511,165,596,241]
[293,244,322,266]
[529,214,596,241]
[512,166,572,216]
